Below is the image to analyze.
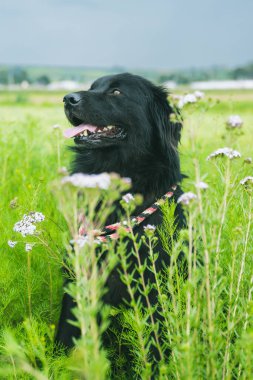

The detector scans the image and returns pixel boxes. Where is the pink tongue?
[63,124,97,138]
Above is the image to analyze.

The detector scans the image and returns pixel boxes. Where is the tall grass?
[0,91,252,379]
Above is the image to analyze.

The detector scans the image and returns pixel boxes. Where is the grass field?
[0,89,253,379]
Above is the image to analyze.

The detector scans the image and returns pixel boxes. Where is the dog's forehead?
[90,76,115,90]
[90,73,147,93]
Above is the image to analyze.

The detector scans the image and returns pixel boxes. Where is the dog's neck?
[71,146,181,201]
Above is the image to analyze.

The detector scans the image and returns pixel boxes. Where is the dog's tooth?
[83,130,88,136]
[107,126,114,130]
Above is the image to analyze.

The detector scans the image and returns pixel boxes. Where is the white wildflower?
[177,192,197,205]
[71,236,89,248]
[23,212,45,223]
[122,193,134,204]
[13,221,36,237]
[33,212,45,222]
[195,181,209,190]
[13,211,45,236]
[58,166,68,175]
[62,172,111,190]
[70,235,101,248]
[194,90,205,99]
[226,115,243,129]
[207,147,241,160]
[171,94,182,101]
[8,240,17,248]
[184,94,197,103]
[25,243,34,252]
[178,93,197,108]
[143,224,156,231]
[52,124,61,129]
[240,176,253,186]
[122,177,132,185]
[177,97,185,108]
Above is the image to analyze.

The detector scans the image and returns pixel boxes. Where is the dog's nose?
[63,93,81,105]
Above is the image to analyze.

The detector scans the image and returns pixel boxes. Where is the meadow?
[0,88,252,379]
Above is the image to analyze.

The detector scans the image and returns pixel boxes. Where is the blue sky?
[0,0,252,69]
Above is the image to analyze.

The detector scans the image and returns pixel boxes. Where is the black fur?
[55,73,185,365]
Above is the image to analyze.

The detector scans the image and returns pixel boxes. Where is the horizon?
[1,60,252,72]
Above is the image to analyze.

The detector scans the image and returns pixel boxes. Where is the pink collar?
[80,185,177,243]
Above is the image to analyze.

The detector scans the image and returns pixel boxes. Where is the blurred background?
[0,0,253,91]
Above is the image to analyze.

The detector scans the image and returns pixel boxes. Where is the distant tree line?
[0,67,50,85]
[0,62,253,86]
[157,62,253,84]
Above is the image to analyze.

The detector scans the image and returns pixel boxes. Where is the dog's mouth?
[64,123,126,146]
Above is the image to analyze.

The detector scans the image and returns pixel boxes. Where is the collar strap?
[82,185,177,243]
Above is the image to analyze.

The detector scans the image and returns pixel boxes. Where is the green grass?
[0,90,253,379]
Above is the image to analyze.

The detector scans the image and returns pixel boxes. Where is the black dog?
[56,73,185,365]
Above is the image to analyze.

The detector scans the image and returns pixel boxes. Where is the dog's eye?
[112,89,121,95]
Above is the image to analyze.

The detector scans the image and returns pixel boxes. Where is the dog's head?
[64,73,182,153]
[63,73,183,186]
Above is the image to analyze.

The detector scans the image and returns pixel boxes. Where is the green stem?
[194,159,215,379]
[10,355,17,380]
[27,251,32,319]
[213,159,230,300]
[186,210,193,378]
[222,242,238,380]
[127,212,164,363]
[232,195,252,321]
[148,237,179,380]
[48,262,53,322]
[118,240,151,379]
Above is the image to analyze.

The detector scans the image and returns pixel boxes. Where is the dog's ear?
[150,86,183,153]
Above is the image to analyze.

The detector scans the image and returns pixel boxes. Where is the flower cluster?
[25,243,34,252]
[178,94,197,108]
[70,236,89,248]
[8,240,17,248]
[23,212,45,223]
[240,176,253,187]
[226,115,243,129]
[122,193,134,204]
[207,147,241,160]
[13,221,36,236]
[194,90,205,99]
[70,235,101,248]
[61,172,111,190]
[177,192,197,205]
[143,224,156,232]
[13,212,45,237]
[195,181,209,190]
[58,166,68,175]
[122,177,132,185]
[177,91,204,108]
